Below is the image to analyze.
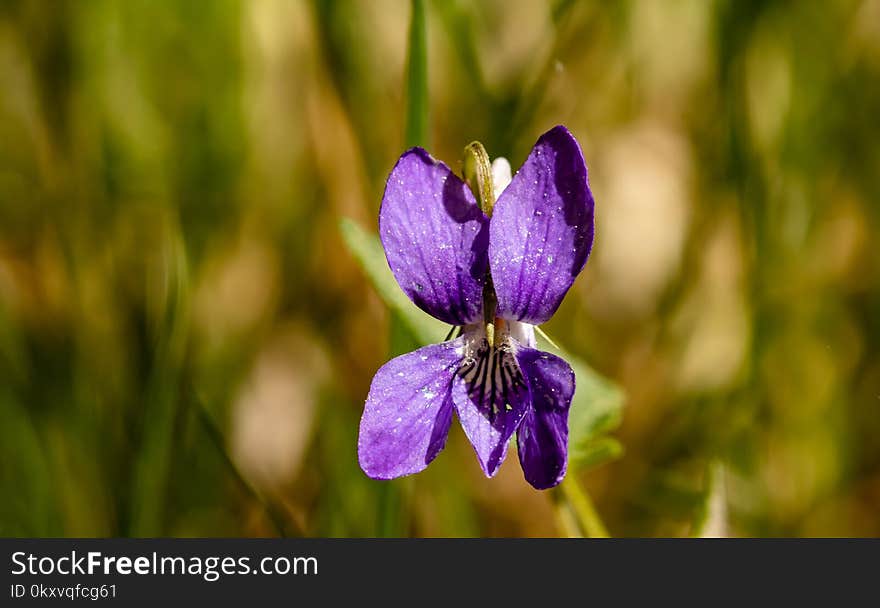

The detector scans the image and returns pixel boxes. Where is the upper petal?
[358,338,465,480]
[380,148,489,325]
[451,337,530,478]
[489,126,595,324]
[514,347,575,490]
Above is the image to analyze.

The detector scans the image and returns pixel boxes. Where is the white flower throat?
[457,317,535,419]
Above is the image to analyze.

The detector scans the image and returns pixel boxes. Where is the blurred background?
[1,0,879,537]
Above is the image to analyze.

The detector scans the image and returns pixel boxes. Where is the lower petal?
[514,347,575,489]
[451,339,530,477]
[358,338,464,479]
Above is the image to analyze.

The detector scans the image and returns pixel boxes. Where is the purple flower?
[358,125,595,490]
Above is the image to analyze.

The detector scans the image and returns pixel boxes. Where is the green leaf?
[570,436,624,470]
[339,218,448,345]
[535,333,625,470]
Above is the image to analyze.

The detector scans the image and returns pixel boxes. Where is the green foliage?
[340,219,447,345]
[536,334,625,471]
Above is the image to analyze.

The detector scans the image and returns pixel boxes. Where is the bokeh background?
[1,0,879,537]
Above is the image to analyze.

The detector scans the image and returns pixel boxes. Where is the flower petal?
[358,338,464,479]
[451,340,530,477]
[490,126,595,324]
[380,148,489,325]
[514,347,575,489]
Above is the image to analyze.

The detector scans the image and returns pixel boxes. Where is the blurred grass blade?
[193,399,290,537]
[340,218,448,345]
[692,460,728,538]
[129,229,190,536]
[405,0,429,148]
[0,395,55,535]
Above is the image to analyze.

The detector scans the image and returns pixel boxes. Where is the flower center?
[456,320,533,421]
[457,333,525,420]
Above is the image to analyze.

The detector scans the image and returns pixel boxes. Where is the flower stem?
[554,499,581,538]
[559,477,610,538]
[404,0,429,148]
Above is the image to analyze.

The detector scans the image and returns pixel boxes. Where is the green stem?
[554,499,581,538]
[404,0,429,148]
[559,477,610,538]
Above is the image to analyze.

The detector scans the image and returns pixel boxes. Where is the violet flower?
[358,125,595,489]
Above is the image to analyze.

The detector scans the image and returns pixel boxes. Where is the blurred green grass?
[0,0,879,537]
